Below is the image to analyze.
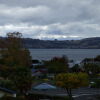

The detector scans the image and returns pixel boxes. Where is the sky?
[0,0,100,40]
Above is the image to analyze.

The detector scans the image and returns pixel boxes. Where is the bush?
[95,95,100,100]
[95,79,100,88]
[1,96,27,100]
[0,80,15,90]
[1,94,70,100]
[90,79,100,88]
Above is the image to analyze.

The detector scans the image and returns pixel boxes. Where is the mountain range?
[22,37,100,49]
[0,37,100,49]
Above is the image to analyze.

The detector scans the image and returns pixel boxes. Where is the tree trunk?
[66,88,73,100]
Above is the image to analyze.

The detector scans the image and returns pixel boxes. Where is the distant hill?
[22,37,100,49]
[1,37,100,49]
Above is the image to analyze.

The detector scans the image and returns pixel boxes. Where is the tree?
[0,32,32,95]
[11,67,32,94]
[0,32,31,68]
[71,64,81,73]
[45,56,69,74]
[83,63,100,76]
[94,55,100,61]
[56,73,89,100]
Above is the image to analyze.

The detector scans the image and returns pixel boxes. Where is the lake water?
[29,49,100,62]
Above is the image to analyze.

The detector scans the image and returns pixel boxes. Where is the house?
[68,60,81,68]
[80,58,100,67]
[31,68,48,77]
[0,87,16,98]
[33,83,56,90]
[31,60,44,68]
[31,59,48,77]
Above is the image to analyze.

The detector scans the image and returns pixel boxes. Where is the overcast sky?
[0,0,100,40]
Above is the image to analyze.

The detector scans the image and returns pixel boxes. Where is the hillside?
[1,37,100,49]
[22,37,100,49]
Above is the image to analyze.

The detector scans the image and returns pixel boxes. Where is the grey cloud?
[0,0,97,25]
[0,22,100,39]
[0,0,100,39]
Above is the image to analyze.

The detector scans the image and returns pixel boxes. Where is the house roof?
[33,83,56,90]
[0,87,16,94]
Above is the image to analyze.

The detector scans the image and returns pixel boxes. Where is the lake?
[29,49,100,62]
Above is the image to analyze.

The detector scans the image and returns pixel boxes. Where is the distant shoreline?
[1,37,100,49]
[28,48,100,49]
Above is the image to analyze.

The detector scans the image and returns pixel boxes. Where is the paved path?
[72,88,100,97]
[31,87,100,97]
[74,95,100,100]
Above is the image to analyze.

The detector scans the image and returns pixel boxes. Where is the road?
[31,87,100,97]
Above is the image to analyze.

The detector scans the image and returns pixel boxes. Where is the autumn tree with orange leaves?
[56,73,89,100]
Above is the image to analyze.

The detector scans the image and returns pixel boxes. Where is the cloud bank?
[0,0,100,39]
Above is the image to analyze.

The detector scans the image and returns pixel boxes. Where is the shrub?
[90,79,100,88]
[0,80,15,90]
[1,96,27,100]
